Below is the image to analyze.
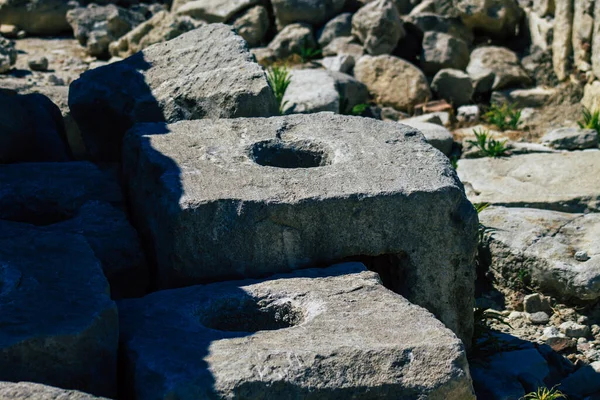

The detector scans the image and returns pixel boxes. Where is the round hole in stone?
[250,140,331,169]
[200,296,304,333]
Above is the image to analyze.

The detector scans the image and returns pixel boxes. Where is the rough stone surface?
[467,46,531,93]
[354,54,431,112]
[479,206,600,301]
[491,86,556,108]
[0,382,108,399]
[66,4,145,58]
[582,80,600,112]
[455,0,524,38]
[420,31,469,75]
[0,0,75,35]
[319,54,355,73]
[0,36,16,73]
[109,11,203,58]
[0,224,118,398]
[317,12,352,47]
[572,0,594,71]
[322,36,365,58]
[526,8,553,51]
[398,120,453,155]
[70,24,277,162]
[552,0,573,81]
[458,151,600,212]
[541,127,599,150]
[270,0,346,29]
[0,90,70,163]
[267,22,316,59]
[406,11,473,43]
[172,0,259,21]
[591,0,600,78]
[0,162,146,298]
[560,361,600,399]
[351,0,405,55]
[27,55,48,71]
[119,263,475,399]
[529,311,550,324]
[523,293,552,313]
[282,69,368,115]
[232,5,269,47]
[122,113,478,345]
[560,321,590,338]
[431,68,473,106]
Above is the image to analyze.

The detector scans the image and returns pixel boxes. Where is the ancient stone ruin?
[2,0,600,399]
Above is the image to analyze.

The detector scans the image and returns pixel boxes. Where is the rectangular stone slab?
[0,222,118,397]
[457,151,600,213]
[118,263,475,400]
[123,112,478,345]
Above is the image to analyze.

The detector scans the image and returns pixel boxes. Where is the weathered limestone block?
[122,113,478,344]
[0,162,147,298]
[69,24,277,162]
[457,151,600,213]
[0,381,109,399]
[572,0,594,71]
[480,207,600,301]
[552,0,573,81]
[119,263,475,399]
[0,224,118,397]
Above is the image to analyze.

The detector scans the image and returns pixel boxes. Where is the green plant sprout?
[521,385,566,400]
[485,103,522,130]
[578,107,600,134]
[266,65,292,115]
[468,129,510,158]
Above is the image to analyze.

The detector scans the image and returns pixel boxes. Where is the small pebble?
[560,321,590,338]
[575,250,590,261]
[529,311,550,325]
[28,56,48,71]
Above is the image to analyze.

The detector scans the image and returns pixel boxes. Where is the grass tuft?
[521,386,566,400]
[484,103,522,131]
[298,43,322,63]
[578,107,600,133]
[468,129,510,158]
[266,65,292,115]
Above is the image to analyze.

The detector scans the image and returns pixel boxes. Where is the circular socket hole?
[250,140,331,169]
[200,296,304,333]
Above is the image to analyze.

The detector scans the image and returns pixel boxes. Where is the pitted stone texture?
[119,263,475,400]
[0,381,109,399]
[173,0,260,21]
[0,162,147,298]
[457,151,600,213]
[270,0,346,29]
[480,206,600,301]
[69,24,278,162]
[122,113,478,345]
[0,224,118,398]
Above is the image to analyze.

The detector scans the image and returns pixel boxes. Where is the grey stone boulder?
[317,12,352,47]
[27,55,48,71]
[109,11,203,58]
[491,86,556,108]
[467,46,532,93]
[0,162,147,298]
[398,120,453,155]
[69,24,277,162]
[582,80,600,112]
[282,69,368,115]
[561,361,600,399]
[0,36,16,73]
[455,0,523,38]
[431,68,474,106]
[173,0,259,22]
[318,54,355,73]
[351,0,405,55]
[270,0,346,29]
[322,35,365,58]
[354,54,431,112]
[541,128,599,150]
[420,31,469,75]
[458,151,600,213]
[232,5,270,47]
[66,4,145,58]
[480,206,600,301]
[0,223,118,398]
[0,382,109,399]
[0,90,71,163]
[0,0,75,35]
[119,263,475,399]
[21,85,85,159]
[122,113,478,345]
[267,23,316,59]
[405,11,473,44]
[592,0,600,79]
